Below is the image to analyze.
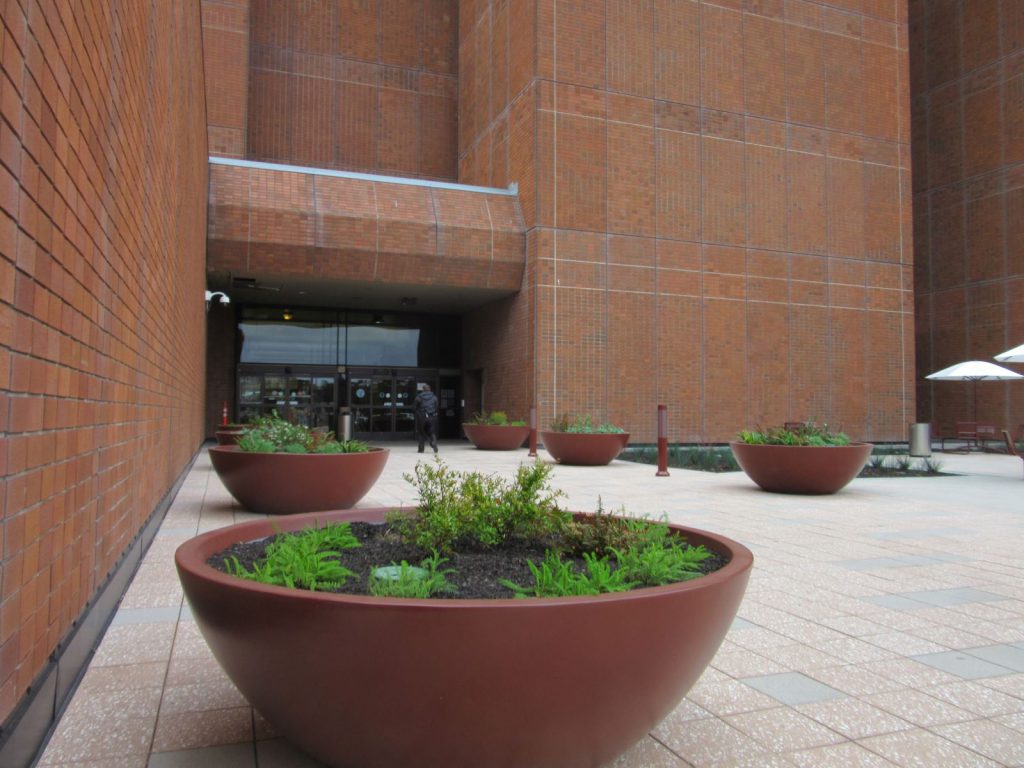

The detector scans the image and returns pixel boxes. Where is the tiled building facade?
[0,0,1020,758]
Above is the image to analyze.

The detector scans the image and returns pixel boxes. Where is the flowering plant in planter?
[175,459,752,767]
[209,412,387,515]
[731,421,872,494]
[462,410,530,450]
[541,414,630,465]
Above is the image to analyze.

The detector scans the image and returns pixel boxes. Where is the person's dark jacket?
[414,390,439,417]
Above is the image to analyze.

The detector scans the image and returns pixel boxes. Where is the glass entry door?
[238,372,336,430]
[350,371,428,440]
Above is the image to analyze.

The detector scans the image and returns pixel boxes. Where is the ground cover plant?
[466,410,527,426]
[210,460,723,599]
[858,449,946,477]
[620,445,740,472]
[738,422,850,446]
[549,414,625,434]
[236,411,370,454]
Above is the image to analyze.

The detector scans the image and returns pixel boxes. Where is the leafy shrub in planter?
[237,412,370,454]
[467,410,527,427]
[550,413,625,434]
[738,422,850,446]
[211,459,720,599]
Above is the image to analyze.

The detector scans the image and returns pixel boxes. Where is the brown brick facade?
[461,0,915,442]
[244,0,459,180]
[910,0,1024,432]
[0,1,207,725]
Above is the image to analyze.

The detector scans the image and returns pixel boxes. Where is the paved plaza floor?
[37,442,1024,767]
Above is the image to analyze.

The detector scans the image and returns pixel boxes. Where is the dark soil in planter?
[208,522,727,600]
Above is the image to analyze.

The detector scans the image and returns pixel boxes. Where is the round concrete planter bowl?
[729,441,874,494]
[214,426,246,446]
[462,423,530,450]
[208,446,389,515]
[175,507,752,768]
[540,431,630,466]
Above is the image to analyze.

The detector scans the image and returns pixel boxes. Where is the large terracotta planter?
[215,426,246,446]
[540,431,630,465]
[208,446,389,515]
[729,441,873,494]
[176,508,752,768]
[462,423,530,450]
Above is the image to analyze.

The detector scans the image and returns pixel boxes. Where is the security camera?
[205,290,231,308]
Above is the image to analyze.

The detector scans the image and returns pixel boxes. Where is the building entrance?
[349,369,425,440]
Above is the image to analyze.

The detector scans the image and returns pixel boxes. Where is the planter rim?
[176,507,752,610]
[208,445,387,456]
[461,422,528,428]
[540,430,629,437]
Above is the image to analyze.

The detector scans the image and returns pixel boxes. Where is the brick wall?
[910,0,1024,432]
[203,0,250,158]
[247,0,459,180]
[462,0,915,442]
[0,1,207,724]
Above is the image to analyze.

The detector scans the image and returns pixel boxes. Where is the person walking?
[413,383,439,453]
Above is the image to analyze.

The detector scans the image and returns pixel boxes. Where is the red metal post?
[222,401,229,426]
[656,404,669,477]
[528,405,538,457]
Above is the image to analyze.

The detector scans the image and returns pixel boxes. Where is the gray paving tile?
[148,743,254,768]
[256,739,328,767]
[112,607,182,626]
[731,617,757,630]
[868,527,971,540]
[862,595,931,611]
[911,650,1015,680]
[902,588,1011,607]
[740,672,846,706]
[964,645,1024,673]
[833,557,916,571]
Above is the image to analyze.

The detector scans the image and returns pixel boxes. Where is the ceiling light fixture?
[283,309,293,321]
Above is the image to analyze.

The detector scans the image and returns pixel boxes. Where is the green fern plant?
[367,552,457,598]
[222,522,360,591]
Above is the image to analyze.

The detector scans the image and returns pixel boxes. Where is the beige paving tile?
[652,716,769,768]
[38,759,147,768]
[807,666,906,697]
[933,718,1024,764]
[787,741,899,767]
[77,661,168,692]
[765,644,847,673]
[724,707,845,752]
[862,690,979,728]
[923,680,1024,717]
[607,736,693,767]
[686,680,780,717]
[151,707,253,752]
[860,658,961,688]
[817,638,900,664]
[858,728,1000,768]
[796,698,914,739]
[862,631,949,656]
[37,713,155,764]
[164,655,232,687]
[994,710,1024,733]
[710,649,786,678]
[159,679,248,715]
[92,623,176,666]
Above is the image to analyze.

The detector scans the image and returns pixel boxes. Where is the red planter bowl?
[462,423,530,450]
[208,446,389,515]
[215,427,246,446]
[176,508,752,768]
[540,431,630,466]
[729,441,874,494]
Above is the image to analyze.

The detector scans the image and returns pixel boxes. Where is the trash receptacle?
[909,423,931,457]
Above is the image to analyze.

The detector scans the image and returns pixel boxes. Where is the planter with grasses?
[176,460,752,768]
[462,411,530,450]
[209,413,388,515]
[540,414,630,466]
[730,423,872,494]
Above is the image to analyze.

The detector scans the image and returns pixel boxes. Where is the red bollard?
[528,405,538,457]
[656,404,669,477]
[222,401,229,426]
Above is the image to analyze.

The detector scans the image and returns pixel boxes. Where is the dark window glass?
[346,325,422,366]
[239,321,338,364]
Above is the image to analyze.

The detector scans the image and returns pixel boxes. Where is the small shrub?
[549,414,625,434]
[468,411,527,427]
[738,422,850,446]
[237,412,371,454]
[922,456,944,474]
[612,524,712,586]
[562,498,648,557]
[388,459,569,553]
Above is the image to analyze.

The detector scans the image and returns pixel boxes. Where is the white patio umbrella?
[994,343,1024,364]
[926,360,1023,421]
